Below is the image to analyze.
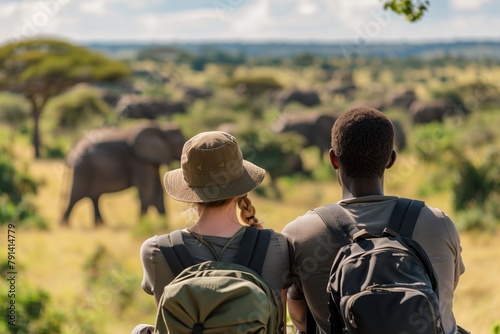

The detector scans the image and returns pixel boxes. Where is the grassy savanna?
[2,132,500,333]
[2,49,500,333]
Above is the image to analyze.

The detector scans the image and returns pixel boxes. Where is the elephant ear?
[128,126,171,165]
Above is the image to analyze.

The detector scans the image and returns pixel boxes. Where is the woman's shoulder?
[140,235,159,261]
[141,234,159,249]
[140,232,178,258]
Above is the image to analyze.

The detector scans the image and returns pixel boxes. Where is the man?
[283,107,465,334]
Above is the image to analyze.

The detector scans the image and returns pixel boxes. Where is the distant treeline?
[86,40,500,61]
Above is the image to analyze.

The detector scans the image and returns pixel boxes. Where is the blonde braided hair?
[237,195,262,229]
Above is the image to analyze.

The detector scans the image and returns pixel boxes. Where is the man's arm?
[287,283,307,331]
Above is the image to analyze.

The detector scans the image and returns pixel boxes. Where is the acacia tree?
[0,39,130,158]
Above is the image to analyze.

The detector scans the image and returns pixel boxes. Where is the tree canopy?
[383,0,430,22]
[0,39,130,158]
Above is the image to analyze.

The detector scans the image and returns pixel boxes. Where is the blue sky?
[1,0,499,44]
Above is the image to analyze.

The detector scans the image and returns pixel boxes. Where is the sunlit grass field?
[5,148,497,333]
[2,60,500,333]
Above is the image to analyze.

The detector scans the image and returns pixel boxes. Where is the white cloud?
[1,0,75,43]
[79,1,107,15]
[228,0,272,36]
[0,3,19,18]
[1,0,497,44]
[137,9,220,39]
[298,0,318,16]
[450,0,492,11]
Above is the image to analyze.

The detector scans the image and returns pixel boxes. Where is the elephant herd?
[62,84,470,227]
[383,88,470,125]
[114,85,466,126]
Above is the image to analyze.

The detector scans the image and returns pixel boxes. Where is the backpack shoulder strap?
[157,230,196,276]
[387,198,425,238]
[313,204,360,245]
[235,227,272,276]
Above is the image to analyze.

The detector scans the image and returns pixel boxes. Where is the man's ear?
[386,150,397,169]
[329,148,340,169]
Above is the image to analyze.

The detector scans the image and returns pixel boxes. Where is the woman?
[132,131,291,334]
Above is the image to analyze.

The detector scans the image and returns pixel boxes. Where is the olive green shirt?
[283,195,465,334]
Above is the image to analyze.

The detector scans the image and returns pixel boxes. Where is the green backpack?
[154,227,284,334]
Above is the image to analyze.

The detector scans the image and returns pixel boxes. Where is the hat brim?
[164,160,266,203]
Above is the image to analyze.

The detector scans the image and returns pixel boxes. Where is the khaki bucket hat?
[163,131,265,203]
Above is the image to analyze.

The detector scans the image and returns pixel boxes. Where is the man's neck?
[341,177,385,199]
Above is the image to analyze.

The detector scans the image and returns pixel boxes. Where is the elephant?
[116,95,187,120]
[266,153,308,199]
[327,84,357,100]
[61,123,186,226]
[180,85,213,102]
[409,99,470,125]
[391,119,407,151]
[385,88,417,110]
[273,89,321,110]
[273,111,337,160]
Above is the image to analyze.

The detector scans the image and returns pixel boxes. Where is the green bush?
[0,93,30,141]
[0,148,45,228]
[456,112,497,148]
[492,320,500,334]
[224,76,283,96]
[453,150,500,213]
[412,120,500,231]
[0,282,65,334]
[47,85,113,131]
[411,122,457,162]
[42,142,66,159]
[451,149,500,231]
[454,207,497,232]
[239,129,305,198]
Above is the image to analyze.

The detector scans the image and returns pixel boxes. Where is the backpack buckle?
[382,227,399,238]
[352,229,377,242]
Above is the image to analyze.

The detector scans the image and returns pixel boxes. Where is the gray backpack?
[155,227,284,334]
[314,198,444,334]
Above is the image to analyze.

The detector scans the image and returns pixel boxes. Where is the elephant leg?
[61,187,85,226]
[137,188,149,217]
[91,196,104,227]
[153,192,166,215]
[61,198,78,226]
[139,202,148,216]
[269,178,282,200]
[133,164,165,218]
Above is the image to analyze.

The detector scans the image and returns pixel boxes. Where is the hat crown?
[181,132,244,187]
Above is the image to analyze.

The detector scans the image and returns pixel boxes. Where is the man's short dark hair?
[331,107,394,178]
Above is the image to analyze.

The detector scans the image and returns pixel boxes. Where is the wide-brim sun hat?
[164,131,266,203]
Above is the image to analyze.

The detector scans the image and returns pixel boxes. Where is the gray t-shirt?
[282,195,465,334]
[140,226,292,303]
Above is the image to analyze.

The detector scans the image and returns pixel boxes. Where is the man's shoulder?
[417,204,454,227]
[283,209,322,230]
[263,228,289,250]
[416,204,457,234]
